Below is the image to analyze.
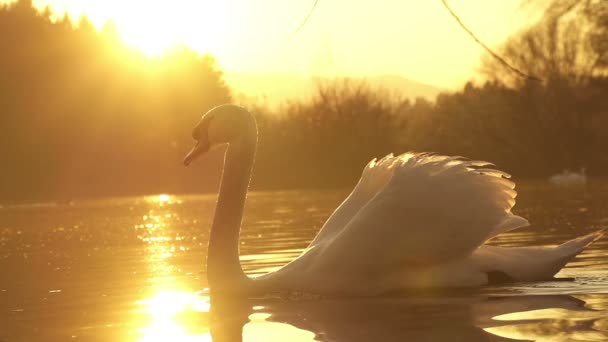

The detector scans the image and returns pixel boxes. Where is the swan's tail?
[532,230,605,280]
[477,230,604,282]
[553,230,604,262]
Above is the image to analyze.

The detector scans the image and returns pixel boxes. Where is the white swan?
[184,104,603,295]
[549,168,587,187]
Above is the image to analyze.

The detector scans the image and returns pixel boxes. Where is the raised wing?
[308,154,402,246]
[311,153,529,273]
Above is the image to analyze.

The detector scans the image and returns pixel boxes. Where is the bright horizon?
[4,0,540,89]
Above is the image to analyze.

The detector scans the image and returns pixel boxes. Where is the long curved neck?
[207,125,257,293]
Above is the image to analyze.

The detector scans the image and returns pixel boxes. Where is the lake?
[1,182,608,341]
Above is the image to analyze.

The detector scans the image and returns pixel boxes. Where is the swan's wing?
[313,153,529,273]
[308,154,402,246]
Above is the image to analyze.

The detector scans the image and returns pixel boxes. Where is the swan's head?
[184,104,255,166]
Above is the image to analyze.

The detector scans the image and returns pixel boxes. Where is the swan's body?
[185,104,602,295]
[549,168,587,187]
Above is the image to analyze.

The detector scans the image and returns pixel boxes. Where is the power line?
[441,0,541,81]
[290,0,319,39]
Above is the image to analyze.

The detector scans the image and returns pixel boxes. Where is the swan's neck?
[207,129,256,293]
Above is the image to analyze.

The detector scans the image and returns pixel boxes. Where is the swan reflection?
[203,293,605,342]
[128,288,608,341]
[209,294,314,342]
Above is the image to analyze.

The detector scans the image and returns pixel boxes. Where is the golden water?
[1,183,607,341]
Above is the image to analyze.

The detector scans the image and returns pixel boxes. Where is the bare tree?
[484,0,607,86]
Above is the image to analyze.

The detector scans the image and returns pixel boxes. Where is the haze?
[4,0,536,89]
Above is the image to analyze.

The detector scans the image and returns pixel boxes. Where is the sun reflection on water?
[136,194,188,285]
[133,194,214,341]
[136,291,212,342]
[128,194,318,341]
[483,305,608,341]
[137,291,211,319]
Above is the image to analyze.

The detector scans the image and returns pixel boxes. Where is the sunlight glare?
[138,321,212,342]
[104,1,230,57]
[483,307,608,342]
[133,198,213,341]
[136,291,212,342]
[492,308,601,321]
[137,291,210,318]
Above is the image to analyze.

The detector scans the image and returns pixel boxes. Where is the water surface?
[1,182,608,341]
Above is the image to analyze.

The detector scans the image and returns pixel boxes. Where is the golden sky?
[7,0,538,88]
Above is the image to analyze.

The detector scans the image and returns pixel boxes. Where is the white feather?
[262,153,602,293]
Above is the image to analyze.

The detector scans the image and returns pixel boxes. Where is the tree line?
[0,0,606,200]
[0,0,230,200]
[253,0,608,188]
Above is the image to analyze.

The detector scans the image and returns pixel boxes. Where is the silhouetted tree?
[485,0,607,85]
[0,0,230,200]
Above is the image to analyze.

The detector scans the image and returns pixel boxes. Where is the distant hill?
[224,72,444,107]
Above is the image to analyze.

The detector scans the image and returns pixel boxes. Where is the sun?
[104,1,232,57]
[118,20,180,57]
[111,3,188,57]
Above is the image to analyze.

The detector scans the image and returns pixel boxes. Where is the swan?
[549,168,587,187]
[184,104,603,295]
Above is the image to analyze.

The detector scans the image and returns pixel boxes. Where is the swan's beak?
[183,141,209,166]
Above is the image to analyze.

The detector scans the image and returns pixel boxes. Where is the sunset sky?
[6,0,539,88]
